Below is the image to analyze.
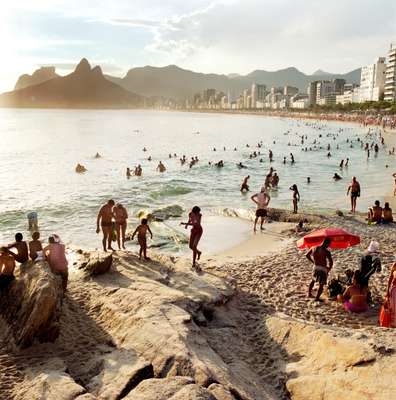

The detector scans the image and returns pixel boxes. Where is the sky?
[1,0,396,92]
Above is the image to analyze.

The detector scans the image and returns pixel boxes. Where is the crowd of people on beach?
[2,117,396,330]
[0,232,68,292]
[304,235,396,327]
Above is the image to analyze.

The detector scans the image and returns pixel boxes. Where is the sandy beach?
[1,207,396,399]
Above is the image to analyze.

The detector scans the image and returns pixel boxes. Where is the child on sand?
[131,219,153,260]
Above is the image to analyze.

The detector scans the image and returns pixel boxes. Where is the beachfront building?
[384,43,396,102]
[291,94,309,109]
[336,84,360,105]
[307,81,319,106]
[251,84,267,108]
[359,57,386,102]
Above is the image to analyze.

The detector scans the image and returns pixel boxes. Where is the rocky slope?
[0,239,395,400]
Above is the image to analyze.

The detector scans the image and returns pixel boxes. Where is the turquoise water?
[0,109,393,251]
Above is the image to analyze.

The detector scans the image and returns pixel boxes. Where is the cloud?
[142,0,396,74]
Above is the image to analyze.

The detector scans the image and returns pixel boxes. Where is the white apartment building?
[251,83,266,108]
[384,43,396,102]
[359,57,386,102]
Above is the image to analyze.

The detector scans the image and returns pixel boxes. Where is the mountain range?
[0,59,143,108]
[1,59,361,108]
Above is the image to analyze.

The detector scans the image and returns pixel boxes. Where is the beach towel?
[379,303,391,328]
[389,286,396,328]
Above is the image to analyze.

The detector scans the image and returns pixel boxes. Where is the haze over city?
[1,0,396,92]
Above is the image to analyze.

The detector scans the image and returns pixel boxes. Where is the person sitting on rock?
[0,247,16,291]
[5,233,29,263]
[43,234,68,291]
[337,270,368,313]
[383,202,393,223]
[29,231,43,261]
[368,200,382,224]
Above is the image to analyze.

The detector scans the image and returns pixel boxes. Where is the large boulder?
[266,316,396,400]
[84,253,113,276]
[86,348,153,399]
[0,261,63,348]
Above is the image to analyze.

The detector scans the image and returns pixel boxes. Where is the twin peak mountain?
[1,58,361,109]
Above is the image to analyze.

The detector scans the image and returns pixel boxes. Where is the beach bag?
[379,304,391,328]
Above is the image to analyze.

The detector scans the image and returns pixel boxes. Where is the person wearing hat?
[43,234,68,291]
[360,241,381,293]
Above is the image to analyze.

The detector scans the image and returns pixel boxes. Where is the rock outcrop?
[266,316,396,400]
[83,252,113,276]
[0,261,63,348]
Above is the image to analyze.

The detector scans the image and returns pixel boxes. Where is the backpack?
[360,254,381,281]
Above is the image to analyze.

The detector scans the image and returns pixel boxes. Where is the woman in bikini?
[289,184,300,214]
[181,206,203,270]
[338,270,368,313]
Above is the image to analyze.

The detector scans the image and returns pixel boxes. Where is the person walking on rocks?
[96,199,115,252]
[181,206,203,271]
[306,238,333,301]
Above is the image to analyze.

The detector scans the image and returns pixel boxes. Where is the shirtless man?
[96,200,115,252]
[306,238,333,301]
[0,248,16,291]
[240,175,250,192]
[6,233,29,263]
[29,231,43,261]
[251,187,271,232]
[157,161,166,173]
[347,176,361,213]
[113,203,128,250]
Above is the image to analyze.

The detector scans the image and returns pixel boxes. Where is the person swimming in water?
[241,175,250,192]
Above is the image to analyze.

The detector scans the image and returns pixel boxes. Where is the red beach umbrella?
[297,227,360,250]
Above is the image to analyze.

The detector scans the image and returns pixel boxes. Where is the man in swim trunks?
[306,238,333,301]
[241,175,250,192]
[0,247,16,291]
[5,233,29,263]
[113,203,128,250]
[347,176,360,213]
[96,199,115,252]
[251,187,271,232]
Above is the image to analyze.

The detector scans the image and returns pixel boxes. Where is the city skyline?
[1,0,396,93]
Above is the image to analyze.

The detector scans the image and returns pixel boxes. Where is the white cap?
[367,241,379,253]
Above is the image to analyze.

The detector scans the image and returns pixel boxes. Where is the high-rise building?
[284,86,299,97]
[307,81,319,106]
[333,79,346,94]
[203,89,216,103]
[384,43,396,102]
[359,57,386,102]
[316,81,335,103]
[250,84,266,108]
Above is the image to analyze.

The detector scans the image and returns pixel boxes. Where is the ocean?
[0,108,393,252]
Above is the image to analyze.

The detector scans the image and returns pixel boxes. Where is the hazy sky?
[1,0,396,92]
